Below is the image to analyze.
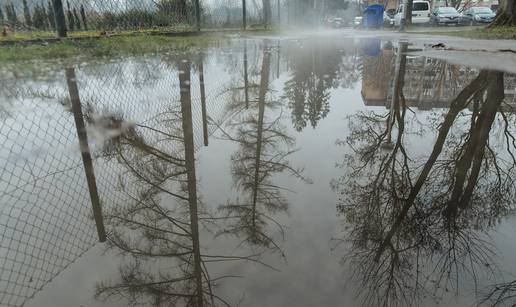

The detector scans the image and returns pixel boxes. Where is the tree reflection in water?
[333,44,516,307]
[282,39,361,132]
[215,45,311,256]
[87,55,227,307]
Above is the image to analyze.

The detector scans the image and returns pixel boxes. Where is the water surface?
[1,34,516,307]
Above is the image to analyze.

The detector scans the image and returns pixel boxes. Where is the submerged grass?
[0,33,219,62]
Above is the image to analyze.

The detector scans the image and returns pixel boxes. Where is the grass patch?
[0,33,220,62]
[421,26,516,39]
[0,25,200,42]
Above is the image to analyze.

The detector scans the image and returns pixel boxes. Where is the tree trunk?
[403,0,413,26]
[491,0,516,26]
[251,48,271,230]
[374,71,489,262]
[457,71,505,208]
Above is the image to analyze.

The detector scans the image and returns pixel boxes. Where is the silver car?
[430,7,460,26]
[459,7,496,25]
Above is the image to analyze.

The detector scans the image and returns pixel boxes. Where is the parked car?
[430,7,460,26]
[394,1,431,26]
[326,17,345,28]
[354,16,363,28]
[384,9,396,27]
[459,7,496,25]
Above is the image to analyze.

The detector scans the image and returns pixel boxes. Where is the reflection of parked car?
[327,17,345,28]
[394,1,431,26]
[354,16,363,28]
[430,7,460,25]
[459,7,496,25]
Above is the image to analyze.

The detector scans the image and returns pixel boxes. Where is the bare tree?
[333,47,516,306]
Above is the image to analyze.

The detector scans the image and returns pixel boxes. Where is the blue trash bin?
[363,4,385,29]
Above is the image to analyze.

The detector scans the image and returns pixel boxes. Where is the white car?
[384,12,395,27]
[354,16,363,28]
[394,1,431,26]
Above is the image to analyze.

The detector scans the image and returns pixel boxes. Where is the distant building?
[361,48,394,106]
[361,47,516,112]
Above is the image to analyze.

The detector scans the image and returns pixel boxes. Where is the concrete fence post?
[195,0,201,31]
[52,0,67,38]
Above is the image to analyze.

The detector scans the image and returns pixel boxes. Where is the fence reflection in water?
[0,47,254,306]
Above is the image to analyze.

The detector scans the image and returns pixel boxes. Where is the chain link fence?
[0,0,287,40]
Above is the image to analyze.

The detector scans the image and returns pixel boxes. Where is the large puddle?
[1,34,516,307]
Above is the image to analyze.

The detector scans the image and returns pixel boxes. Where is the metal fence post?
[179,59,204,307]
[277,0,281,27]
[195,0,201,31]
[243,0,247,30]
[244,40,249,109]
[66,67,107,243]
[198,54,209,147]
[52,0,67,38]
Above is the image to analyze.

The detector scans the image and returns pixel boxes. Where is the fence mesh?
[0,0,284,40]
[0,39,273,306]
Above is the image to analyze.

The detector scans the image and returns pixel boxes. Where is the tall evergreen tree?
[23,0,33,27]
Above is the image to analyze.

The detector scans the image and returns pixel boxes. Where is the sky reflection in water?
[1,36,516,307]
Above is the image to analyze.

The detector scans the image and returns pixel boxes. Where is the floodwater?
[1,33,516,307]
